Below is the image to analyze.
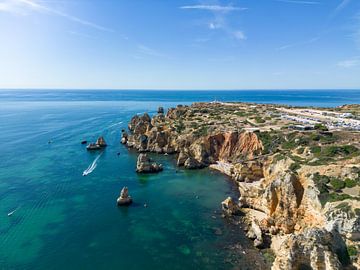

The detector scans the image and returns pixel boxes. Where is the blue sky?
[0,0,359,89]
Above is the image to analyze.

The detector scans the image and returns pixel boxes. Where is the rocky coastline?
[124,102,360,270]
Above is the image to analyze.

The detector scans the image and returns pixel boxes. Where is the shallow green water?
[0,100,262,270]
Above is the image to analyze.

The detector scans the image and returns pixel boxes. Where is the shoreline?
[124,101,360,269]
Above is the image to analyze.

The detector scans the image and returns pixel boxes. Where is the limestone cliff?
[125,103,360,270]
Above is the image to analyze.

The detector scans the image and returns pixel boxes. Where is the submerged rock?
[117,186,133,206]
[136,153,163,173]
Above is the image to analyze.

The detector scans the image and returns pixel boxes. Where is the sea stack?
[157,106,164,114]
[96,136,107,147]
[121,130,128,144]
[86,136,107,150]
[117,187,133,206]
[136,153,163,173]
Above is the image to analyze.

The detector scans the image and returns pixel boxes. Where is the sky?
[0,0,359,90]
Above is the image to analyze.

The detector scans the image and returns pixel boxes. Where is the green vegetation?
[314,123,328,131]
[313,173,330,194]
[347,245,358,257]
[345,178,358,188]
[262,250,276,265]
[312,173,358,205]
[258,131,283,154]
[310,146,321,154]
[234,111,248,117]
[290,162,301,172]
[193,126,209,137]
[321,145,359,158]
[174,120,185,133]
[310,133,321,141]
[254,116,266,123]
[335,202,351,212]
[190,122,198,129]
[330,178,345,191]
[319,193,352,206]
[297,147,305,154]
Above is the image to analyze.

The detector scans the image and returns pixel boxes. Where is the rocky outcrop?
[121,130,128,144]
[184,157,204,169]
[212,132,264,161]
[128,113,152,135]
[86,136,107,150]
[324,200,360,241]
[210,160,264,183]
[136,154,163,173]
[125,103,360,269]
[157,106,164,114]
[221,197,241,216]
[246,220,264,248]
[96,136,107,147]
[271,228,346,270]
[117,187,133,206]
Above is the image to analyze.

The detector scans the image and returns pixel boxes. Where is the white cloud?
[180,5,247,13]
[137,44,165,58]
[337,58,360,68]
[0,0,114,32]
[277,36,320,51]
[181,3,247,42]
[233,31,246,40]
[334,0,351,13]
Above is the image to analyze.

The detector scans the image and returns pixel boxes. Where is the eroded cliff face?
[235,157,360,269]
[126,104,360,270]
[126,109,264,168]
[271,228,345,270]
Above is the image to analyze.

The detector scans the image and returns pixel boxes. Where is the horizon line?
[0,88,360,91]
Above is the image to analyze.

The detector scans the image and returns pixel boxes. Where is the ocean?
[0,89,359,270]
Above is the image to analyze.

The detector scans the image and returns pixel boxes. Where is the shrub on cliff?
[314,123,328,131]
[330,178,345,191]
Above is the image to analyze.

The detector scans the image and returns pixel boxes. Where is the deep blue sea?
[0,89,359,270]
[1,89,360,107]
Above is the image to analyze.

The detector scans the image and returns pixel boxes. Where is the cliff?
[125,102,360,269]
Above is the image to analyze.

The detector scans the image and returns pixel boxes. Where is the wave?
[107,121,123,129]
[83,153,102,176]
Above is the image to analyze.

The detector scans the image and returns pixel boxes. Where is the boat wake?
[83,153,102,176]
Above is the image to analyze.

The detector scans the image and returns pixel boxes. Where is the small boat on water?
[7,207,19,217]
[82,153,102,176]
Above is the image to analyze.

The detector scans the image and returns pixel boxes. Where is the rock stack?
[96,136,107,147]
[136,153,163,173]
[86,136,107,150]
[121,130,128,144]
[117,187,133,206]
[157,106,164,114]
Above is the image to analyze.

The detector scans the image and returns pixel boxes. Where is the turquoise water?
[0,99,259,270]
[1,90,359,269]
